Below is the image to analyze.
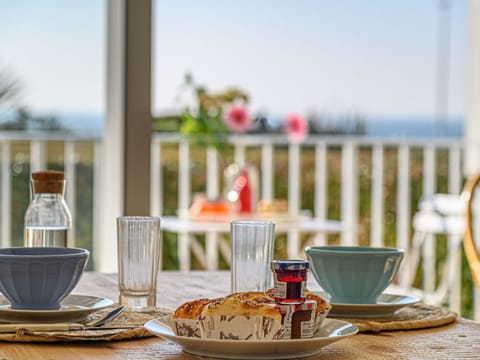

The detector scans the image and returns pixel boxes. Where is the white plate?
[318,292,420,318]
[144,317,358,360]
[0,294,114,323]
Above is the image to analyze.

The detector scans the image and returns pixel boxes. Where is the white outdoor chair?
[400,193,464,311]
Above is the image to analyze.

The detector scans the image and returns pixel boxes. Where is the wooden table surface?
[1,271,479,359]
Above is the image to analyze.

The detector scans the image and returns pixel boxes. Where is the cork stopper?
[31,171,65,194]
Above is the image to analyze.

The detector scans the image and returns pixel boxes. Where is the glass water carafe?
[24,171,72,247]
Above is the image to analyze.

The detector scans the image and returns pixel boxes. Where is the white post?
[1,143,11,248]
[448,144,462,312]
[287,143,301,258]
[64,141,76,246]
[449,145,462,194]
[178,141,191,214]
[178,141,191,270]
[396,143,411,285]
[422,145,437,296]
[206,146,219,270]
[397,143,411,251]
[206,146,219,200]
[341,142,358,245]
[261,143,273,201]
[92,142,102,270]
[97,0,126,272]
[370,143,384,247]
[150,141,162,217]
[314,142,327,245]
[30,141,47,173]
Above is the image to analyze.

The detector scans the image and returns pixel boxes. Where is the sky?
[0,0,467,123]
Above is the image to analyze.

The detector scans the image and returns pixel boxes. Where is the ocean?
[366,117,463,138]
[57,114,464,138]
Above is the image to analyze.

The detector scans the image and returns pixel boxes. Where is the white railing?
[0,131,475,317]
[151,133,462,247]
[0,131,102,257]
[151,133,472,316]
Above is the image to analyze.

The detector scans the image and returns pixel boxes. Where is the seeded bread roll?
[172,298,212,319]
[224,291,274,303]
[306,291,331,317]
[202,293,281,322]
[172,290,329,321]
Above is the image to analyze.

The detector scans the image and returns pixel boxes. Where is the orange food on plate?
[189,197,232,220]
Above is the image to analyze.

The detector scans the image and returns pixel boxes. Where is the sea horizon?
[19,113,465,138]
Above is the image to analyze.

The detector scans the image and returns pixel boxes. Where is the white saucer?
[315,292,420,318]
[144,317,358,360]
[0,294,114,323]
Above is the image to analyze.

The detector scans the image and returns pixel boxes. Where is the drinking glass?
[230,220,275,293]
[117,216,161,312]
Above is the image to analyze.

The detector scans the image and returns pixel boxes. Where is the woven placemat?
[0,305,168,343]
[0,303,458,342]
[331,303,458,333]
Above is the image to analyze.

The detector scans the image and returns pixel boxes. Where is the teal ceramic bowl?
[304,246,404,304]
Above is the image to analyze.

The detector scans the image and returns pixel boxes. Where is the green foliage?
[174,73,250,149]
[152,115,181,132]
[180,108,228,150]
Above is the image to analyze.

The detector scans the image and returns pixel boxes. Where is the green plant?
[179,73,250,149]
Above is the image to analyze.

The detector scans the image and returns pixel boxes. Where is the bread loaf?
[203,292,281,322]
[170,289,331,340]
[173,290,329,319]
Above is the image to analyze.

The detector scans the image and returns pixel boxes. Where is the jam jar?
[271,260,309,304]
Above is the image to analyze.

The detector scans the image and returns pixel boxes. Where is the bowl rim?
[0,247,89,258]
[304,245,404,254]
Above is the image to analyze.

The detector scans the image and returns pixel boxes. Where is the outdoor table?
[0,271,478,359]
[161,215,347,270]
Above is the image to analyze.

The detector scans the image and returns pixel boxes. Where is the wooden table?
[1,271,479,359]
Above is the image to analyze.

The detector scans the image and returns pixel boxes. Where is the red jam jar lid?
[271,260,310,272]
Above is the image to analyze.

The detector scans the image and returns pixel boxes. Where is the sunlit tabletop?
[0,271,479,359]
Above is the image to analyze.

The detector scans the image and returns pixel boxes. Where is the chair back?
[463,172,480,288]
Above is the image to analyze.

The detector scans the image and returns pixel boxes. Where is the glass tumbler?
[117,216,162,312]
[230,220,275,293]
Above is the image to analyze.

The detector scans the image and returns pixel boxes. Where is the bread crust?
[203,293,281,321]
[172,290,329,320]
[172,298,211,319]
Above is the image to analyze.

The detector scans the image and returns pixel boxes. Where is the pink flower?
[224,104,252,133]
[285,113,308,143]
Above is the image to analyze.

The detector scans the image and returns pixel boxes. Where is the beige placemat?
[0,305,169,343]
[0,303,458,342]
[331,303,458,332]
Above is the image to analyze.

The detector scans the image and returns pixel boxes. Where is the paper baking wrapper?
[169,301,331,340]
[169,315,282,340]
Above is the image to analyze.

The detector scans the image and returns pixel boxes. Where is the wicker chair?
[463,172,480,289]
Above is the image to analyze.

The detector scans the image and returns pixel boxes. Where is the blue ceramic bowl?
[304,246,404,304]
[0,247,89,310]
